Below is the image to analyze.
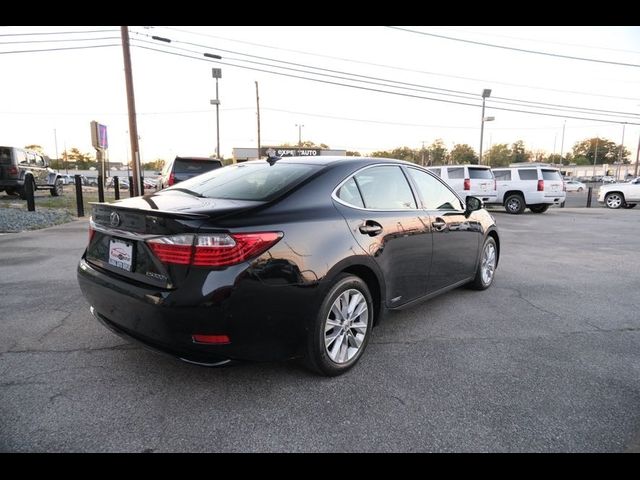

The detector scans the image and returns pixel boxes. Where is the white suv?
[597,177,640,209]
[489,165,566,214]
[426,165,497,204]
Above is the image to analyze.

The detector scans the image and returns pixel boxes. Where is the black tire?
[50,178,63,197]
[304,274,373,376]
[577,187,584,192]
[504,194,525,214]
[604,192,624,209]
[623,203,637,209]
[4,187,18,196]
[529,204,550,214]
[469,236,498,291]
[18,177,35,200]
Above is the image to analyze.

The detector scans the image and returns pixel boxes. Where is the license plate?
[109,238,134,271]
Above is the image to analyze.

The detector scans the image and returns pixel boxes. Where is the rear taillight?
[537,180,544,191]
[147,232,283,267]
[192,334,230,345]
[168,172,175,186]
[562,182,566,192]
[88,226,96,244]
[7,165,19,177]
[464,178,471,190]
[494,179,497,191]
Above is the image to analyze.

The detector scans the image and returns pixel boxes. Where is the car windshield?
[162,162,322,201]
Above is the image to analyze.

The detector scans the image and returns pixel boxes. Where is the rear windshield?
[542,169,562,181]
[468,168,494,179]
[163,162,321,201]
[0,147,12,165]
[173,158,222,174]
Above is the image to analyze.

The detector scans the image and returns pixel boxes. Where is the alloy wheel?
[324,289,369,364]
[481,242,496,285]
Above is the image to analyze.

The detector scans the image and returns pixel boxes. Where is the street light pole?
[255,81,261,160]
[559,120,566,167]
[634,131,640,177]
[296,124,304,147]
[210,67,222,160]
[121,26,141,197]
[479,89,492,165]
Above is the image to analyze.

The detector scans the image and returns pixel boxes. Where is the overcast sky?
[1,25,639,163]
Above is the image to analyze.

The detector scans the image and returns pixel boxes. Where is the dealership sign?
[261,147,320,157]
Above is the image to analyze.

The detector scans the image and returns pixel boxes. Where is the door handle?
[432,218,447,232]
[359,221,383,236]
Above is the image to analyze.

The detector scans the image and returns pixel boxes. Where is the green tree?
[371,147,420,163]
[346,151,361,156]
[486,144,511,167]
[24,144,45,154]
[572,137,618,164]
[144,159,166,171]
[573,155,591,166]
[63,147,96,170]
[511,140,530,163]
[428,139,448,165]
[449,144,478,165]
[547,153,563,165]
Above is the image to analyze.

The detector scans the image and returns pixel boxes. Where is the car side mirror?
[465,196,483,214]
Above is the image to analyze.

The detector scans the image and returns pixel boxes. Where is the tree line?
[366,137,631,167]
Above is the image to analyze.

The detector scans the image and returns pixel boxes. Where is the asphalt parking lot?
[1,208,639,452]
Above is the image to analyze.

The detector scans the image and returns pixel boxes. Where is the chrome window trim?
[331,163,420,212]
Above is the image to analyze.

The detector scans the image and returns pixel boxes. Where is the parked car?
[564,180,586,193]
[78,156,500,376]
[157,156,223,189]
[601,176,616,184]
[0,146,64,198]
[597,177,640,209]
[489,165,566,214]
[426,165,497,204]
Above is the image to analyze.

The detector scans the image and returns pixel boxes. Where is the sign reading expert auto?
[260,148,320,157]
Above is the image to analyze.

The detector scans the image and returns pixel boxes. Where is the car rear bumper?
[77,258,314,364]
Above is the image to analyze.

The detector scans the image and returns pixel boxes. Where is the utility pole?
[296,124,304,147]
[53,128,59,172]
[210,68,222,160]
[618,123,626,163]
[592,137,599,177]
[255,81,261,160]
[559,120,566,166]
[120,26,141,197]
[421,141,425,166]
[635,131,640,177]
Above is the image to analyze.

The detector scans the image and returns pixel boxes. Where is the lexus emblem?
[110,211,121,227]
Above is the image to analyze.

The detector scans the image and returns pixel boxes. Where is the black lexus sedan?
[78,156,499,376]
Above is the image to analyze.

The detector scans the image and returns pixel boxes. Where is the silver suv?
[0,146,64,198]
[489,165,565,214]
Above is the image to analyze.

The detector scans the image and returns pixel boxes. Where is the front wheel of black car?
[469,236,498,290]
[305,274,373,376]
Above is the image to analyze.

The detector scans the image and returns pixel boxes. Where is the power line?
[386,26,640,68]
[155,26,640,102]
[132,44,640,126]
[131,34,640,120]
[0,36,120,45]
[0,44,119,55]
[0,28,119,37]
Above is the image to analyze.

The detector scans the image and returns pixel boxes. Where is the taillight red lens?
[537,180,544,191]
[464,178,471,190]
[88,226,96,244]
[7,166,19,176]
[147,232,282,267]
[168,173,175,186]
[192,334,230,345]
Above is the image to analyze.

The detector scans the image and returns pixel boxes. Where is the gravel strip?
[0,207,76,233]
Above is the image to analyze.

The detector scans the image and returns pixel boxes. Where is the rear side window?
[173,159,222,174]
[407,168,462,211]
[336,177,364,208]
[468,168,494,179]
[15,150,27,165]
[518,169,538,181]
[354,166,416,210]
[542,169,562,181]
[164,162,321,201]
[429,168,441,177]
[0,148,12,165]
[447,167,464,179]
[494,170,511,181]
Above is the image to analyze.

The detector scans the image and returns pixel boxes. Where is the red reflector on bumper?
[192,334,231,345]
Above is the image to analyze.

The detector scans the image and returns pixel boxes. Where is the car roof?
[242,156,419,168]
